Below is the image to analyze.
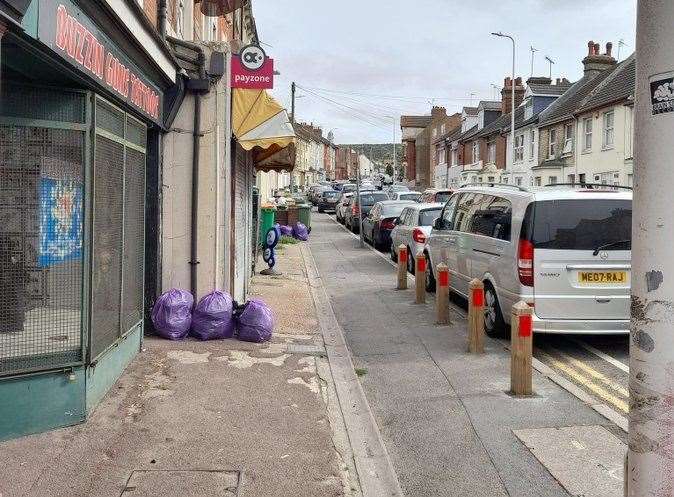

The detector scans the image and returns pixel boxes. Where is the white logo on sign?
[240,45,266,71]
[654,81,674,102]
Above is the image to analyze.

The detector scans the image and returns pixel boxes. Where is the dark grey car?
[344,192,390,233]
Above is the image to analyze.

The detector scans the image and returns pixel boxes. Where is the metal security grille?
[90,98,146,361]
[90,135,124,359]
[121,146,145,332]
[0,119,85,374]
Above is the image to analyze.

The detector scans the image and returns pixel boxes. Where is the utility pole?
[392,119,397,183]
[629,1,674,494]
[290,82,296,192]
[355,152,364,248]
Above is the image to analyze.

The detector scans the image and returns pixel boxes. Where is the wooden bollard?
[397,245,408,290]
[436,263,450,325]
[468,279,485,354]
[511,301,534,396]
[415,254,426,304]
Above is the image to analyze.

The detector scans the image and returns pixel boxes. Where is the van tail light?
[413,228,427,244]
[381,218,396,230]
[518,239,534,287]
[352,204,360,215]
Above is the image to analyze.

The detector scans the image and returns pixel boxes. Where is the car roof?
[398,202,443,212]
[397,191,422,195]
[456,185,632,201]
[377,199,417,205]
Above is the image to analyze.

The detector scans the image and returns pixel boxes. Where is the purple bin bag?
[191,291,236,341]
[293,222,309,241]
[236,299,275,343]
[280,225,293,237]
[151,289,194,340]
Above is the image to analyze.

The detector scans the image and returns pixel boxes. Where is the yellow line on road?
[535,349,629,413]
[552,349,630,398]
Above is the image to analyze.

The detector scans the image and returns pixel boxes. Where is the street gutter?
[300,243,405,497]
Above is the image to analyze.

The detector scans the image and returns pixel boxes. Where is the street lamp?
[491,32,516,181]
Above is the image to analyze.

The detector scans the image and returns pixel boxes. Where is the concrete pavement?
[309,213,626,497]
[0,243,351,497]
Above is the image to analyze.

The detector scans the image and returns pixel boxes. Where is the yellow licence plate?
[579,271,627,284]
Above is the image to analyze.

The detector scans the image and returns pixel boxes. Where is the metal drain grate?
[121,469,241,497]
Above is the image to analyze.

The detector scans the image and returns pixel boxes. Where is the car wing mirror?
[433,217,444,230]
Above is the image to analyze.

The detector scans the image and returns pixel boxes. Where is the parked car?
[420,188,454,204]
[389,190,422,202]
[317,190,341,213]
[308,185,330,205]
[344,191,390,233]
[425,184,632,337]
[341,183,358,194]
[362,200,417,250]
[387,184,409,194]
[390,202,444,273]
[335,192,354,224]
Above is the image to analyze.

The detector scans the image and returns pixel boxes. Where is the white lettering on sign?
[234,74,273,85]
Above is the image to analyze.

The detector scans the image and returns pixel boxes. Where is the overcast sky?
[254,0,636,144]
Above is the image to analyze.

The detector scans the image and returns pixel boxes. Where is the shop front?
[0,0,177,440]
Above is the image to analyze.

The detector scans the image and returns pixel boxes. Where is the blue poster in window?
[39,178,83,267]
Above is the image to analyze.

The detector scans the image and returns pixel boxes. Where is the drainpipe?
[158,0,168,40]
[188,48,208,299]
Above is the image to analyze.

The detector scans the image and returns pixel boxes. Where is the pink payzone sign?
[231,45,274,89]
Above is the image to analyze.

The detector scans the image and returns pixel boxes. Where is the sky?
[254,0,637,144]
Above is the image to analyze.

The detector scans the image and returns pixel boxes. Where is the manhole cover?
[121,470,241,496]
[285,344,326,356]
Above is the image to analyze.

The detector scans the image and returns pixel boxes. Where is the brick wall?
[193,7,203,41]
[143,0,158,27]
[538,121,574,167]
[496,135,507,169]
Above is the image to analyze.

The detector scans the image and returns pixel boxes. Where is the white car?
[390,203,444,273]
[335,192,354,224]
[425,184,632,337]
[389,191,422,202]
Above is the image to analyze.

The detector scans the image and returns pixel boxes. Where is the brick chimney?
[582,40,617,78]
[501,76,525,114]
[431,106,447,120]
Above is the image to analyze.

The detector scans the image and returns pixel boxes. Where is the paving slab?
[514,425,625,497]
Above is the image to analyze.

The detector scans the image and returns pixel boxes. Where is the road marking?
[322,213,468,318]
[536,349,629,413]
[570,338,630,373]
[550,348,629,398]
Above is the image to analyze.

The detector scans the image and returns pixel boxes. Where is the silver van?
[425,185,632,336]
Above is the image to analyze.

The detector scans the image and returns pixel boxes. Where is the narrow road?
[308,212,615,497]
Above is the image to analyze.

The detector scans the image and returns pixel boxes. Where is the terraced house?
[535,41,617,186]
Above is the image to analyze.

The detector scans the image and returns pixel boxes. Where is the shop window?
[0,85,86,374]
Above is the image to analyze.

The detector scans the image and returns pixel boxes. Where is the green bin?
[297,203,312,232]
[260,206,277,244]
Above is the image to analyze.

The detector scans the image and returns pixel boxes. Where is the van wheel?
[484,283,506,338]
[390,243,398,262]
[424,253,436,292]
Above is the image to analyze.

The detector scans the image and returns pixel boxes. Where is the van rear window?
[524,199,632,250]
